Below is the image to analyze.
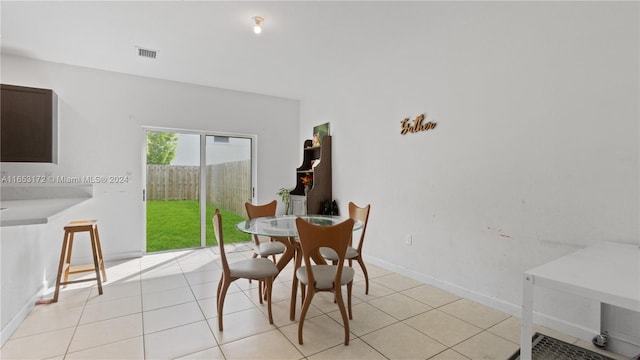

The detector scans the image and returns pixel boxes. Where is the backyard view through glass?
[146,131,252,252]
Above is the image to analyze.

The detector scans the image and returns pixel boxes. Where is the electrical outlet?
[405,234,413,246]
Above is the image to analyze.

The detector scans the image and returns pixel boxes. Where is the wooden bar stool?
[52,220,107,302]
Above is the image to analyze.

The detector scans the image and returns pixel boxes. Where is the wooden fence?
[146,161,251,216]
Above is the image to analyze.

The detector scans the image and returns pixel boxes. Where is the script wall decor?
[400,114,437,135]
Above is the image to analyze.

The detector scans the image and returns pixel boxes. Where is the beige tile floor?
[1,243,628,360]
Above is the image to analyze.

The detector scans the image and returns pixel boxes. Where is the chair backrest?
[296,217,355,287]
[245,200,278,218]
[212,209,230,275]
[348,202,370,251]
[245,200,278,245]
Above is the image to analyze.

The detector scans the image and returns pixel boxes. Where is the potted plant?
[277,187,292,215]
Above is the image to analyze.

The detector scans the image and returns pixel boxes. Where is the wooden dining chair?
[295,216,355,345]
[213,209,279,331]
[320,202,371,294]
[245,200,287,300]
[244,200,287,262]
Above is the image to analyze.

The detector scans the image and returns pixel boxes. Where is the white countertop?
[525,241,640,311]
[0,185,93,227]
[0,198,92,227]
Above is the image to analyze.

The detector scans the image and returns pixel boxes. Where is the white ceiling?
[1,1,438,100]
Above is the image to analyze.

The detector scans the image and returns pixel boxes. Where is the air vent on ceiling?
[136,47,157,59]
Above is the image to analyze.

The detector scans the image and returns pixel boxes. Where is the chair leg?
[297,286,314,345]
[258,280,263,304]
[217,277,232,331]
[335,285,350,346]
[356,256,369,295]
[216,274,224,309]
[331,260,338,304]
[248,253,258,285]
[347,282,353,320]
[265,277,274,324]
[216,273,224,302]
[290,249,303,321]
[263,282,268,302]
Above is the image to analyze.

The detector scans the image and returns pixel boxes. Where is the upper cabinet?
[1,84,58,163]
[291,135,332,215]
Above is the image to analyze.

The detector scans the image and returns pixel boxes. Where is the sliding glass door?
[204,135,252,246]
[145,130,252,252]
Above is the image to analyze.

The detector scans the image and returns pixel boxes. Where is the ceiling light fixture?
[252,16,264,34]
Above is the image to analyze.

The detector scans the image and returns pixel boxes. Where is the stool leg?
[63,232,75,287]
[53,231,71,302]
[93,225,107,282]
[89,227,104,295]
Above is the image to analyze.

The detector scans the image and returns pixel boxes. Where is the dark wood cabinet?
[291,135,332,215]
[1,84,57,163]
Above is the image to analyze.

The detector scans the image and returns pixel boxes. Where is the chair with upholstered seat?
[245,200,287,262]
[245,200,287,300]
[213,209,279,331]
[320,202,371,294]
[295,216,355,345]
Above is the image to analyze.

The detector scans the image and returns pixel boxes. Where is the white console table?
[521,241,640,360]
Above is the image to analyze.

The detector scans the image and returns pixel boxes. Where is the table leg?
[274,237,295,275]
[521,273,534,360]
[290,239,302,321]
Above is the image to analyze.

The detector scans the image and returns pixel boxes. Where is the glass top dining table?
[236,214,363,237]
[236,214,363,320]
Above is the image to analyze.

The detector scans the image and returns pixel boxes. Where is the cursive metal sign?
[400,114,437,135]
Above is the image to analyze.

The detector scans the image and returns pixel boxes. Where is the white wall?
[299,1,639,345]
[0,209,88,344]
[0,54,299,342]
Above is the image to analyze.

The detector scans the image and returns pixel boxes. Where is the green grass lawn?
[146,200,251,252]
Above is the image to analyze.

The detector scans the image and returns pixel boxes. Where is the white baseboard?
[71,250,144,265]
[0,286,42,347]
[105,250,145,262]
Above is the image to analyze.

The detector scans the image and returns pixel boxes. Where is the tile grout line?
[61,277,93,359]
[138,258,148,360]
